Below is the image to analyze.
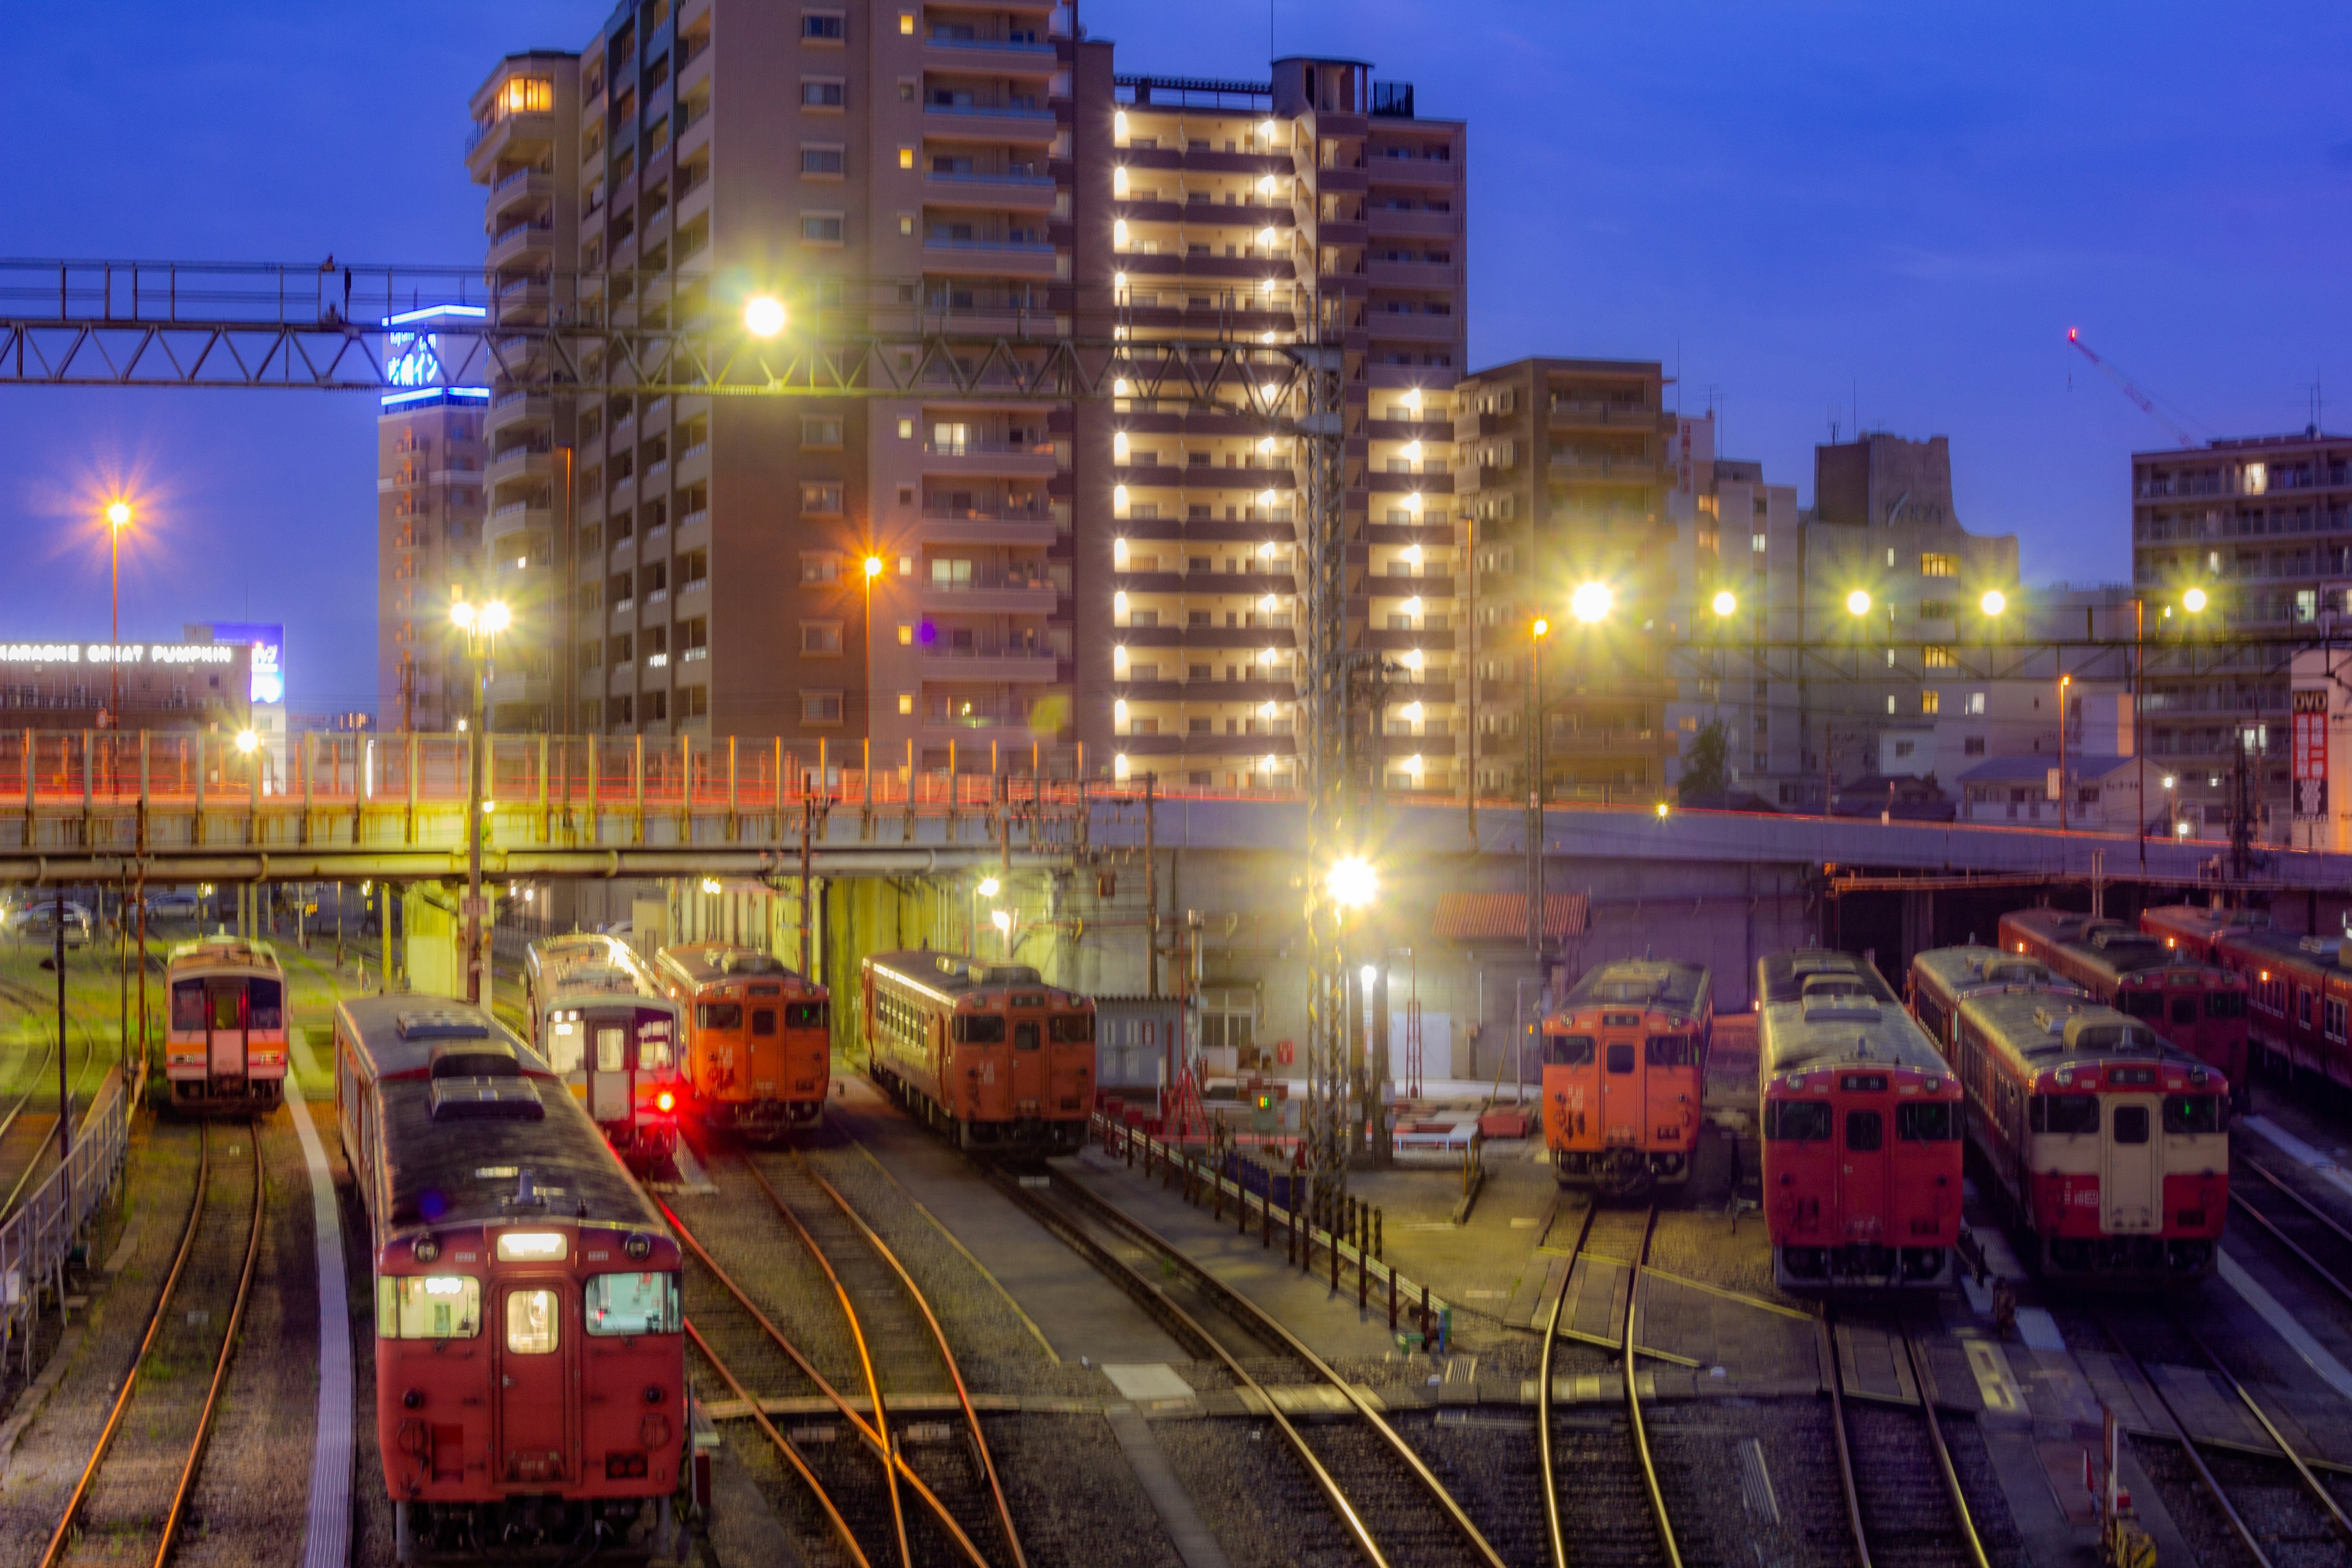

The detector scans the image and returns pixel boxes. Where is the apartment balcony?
[1366,258,1461,290]
[489,276,551,324]
[1366,573,1457,600]
[924,170,1058,213]
[918,514,1060,548]
[920,647,1060,682]
[921,101,1058,145]
[488,443,552,485]
[484,502,552,543]
[922,439,1058,479]
[919,576,1060,614]
[1364,208,1460,239]
[486,388,549,434]
[1365,310,1458,343]
[923,34,1057,76]
[488,167,552,225]
[485,668,552,707]
[1547,453,1662,486]
[487,218,554,270]
[465,110,556,180]
[1313,219,1368,249]
[1547,399,1660,432]
[921,236,1058,279]
[1366,157,1462,190]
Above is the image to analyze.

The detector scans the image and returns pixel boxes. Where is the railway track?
[2229,1156,2352,1313]
[0,970,116,1217]
[1817,1307,1989,1568]
[1537,1202,1683,1568]
[37,1120,263,1568]
[2100,1308,2352,1567]
[991,1159,1513,1568]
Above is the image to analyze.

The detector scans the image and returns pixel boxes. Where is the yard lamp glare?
[744,295,788,337]
[1570,581,1613,624]
[235,728,258,755]
[1980,589,2007,617]
[699,876,722,895]
[450,598,476,631]
[863,554,885,581]
[990,909,1011,933]
[2182,586,2209,614]
[1326,855,1378,911]
[1845,589,1871,617]
[978,876,1001,898]
[1710,589,1736,617]
[1530,616,1550,639]
[105,500,131,530]
[479,599,511,635]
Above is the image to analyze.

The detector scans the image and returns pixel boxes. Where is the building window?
[801,622,843,655]
[680,684,707,718]
[801,692,843,725]
[801,481,844,515]
[646,690,668,722]
[1964,736,1987,756]
[801,212,845,244]
[499,77,554,115]
[801,78,845,108]
[898,693,914,715]
[802,11,845,40]
[800,145,845,177]
[802,417,843,448]
[1920,552,1958,578]
[800,552,840,583]
[1923,646,1954,669]
[1920,690,1940,715]
[897,624,914,645]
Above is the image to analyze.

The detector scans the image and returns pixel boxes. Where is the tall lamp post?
[451,594,510,1008]
[1525,616,1549,955]
[104,500,131,726]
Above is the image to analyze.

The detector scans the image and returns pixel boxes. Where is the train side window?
[1896,1102,1957,1141]
[1644,1035,1689,1068]
[586,1272,682,1335]
[786,1001,828,1028]
[2111,1104,2150,1145]
[546,1020,583,1073]
[1844,1110,1883,1152]
[172,981,206,1031]
[506,1289,561,1354]
[2300,989,2315,1028]
[378,1275,482,1339]
[1049,1014,1095,1044]
[1605,1043,1635,1074]
[1766,1101,1831,1140]
[699,1001,744,1030]
[752,1009,778,1037]
[2117,990,2164,1019]
[2169,996,2197,1026]
[2328,998,2348,1044]
[956,1014,1008,1045]
[2162,1095,2220,1135]
[2035,1096,2099,1136]
[596,1027,625,1072]
[2204,990,2245,1019]
[1547,1034,1595,1068]
[1015,1020,1041,1051]
[248,979,284,1030]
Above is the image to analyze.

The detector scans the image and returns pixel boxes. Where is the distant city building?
[0,639,251,732]
[187,621,290,778]
[376,316,491,731]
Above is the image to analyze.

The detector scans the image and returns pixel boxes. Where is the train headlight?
[497,1232,568,1262]
[624,1232,654,1261]
[412,1235,441,1264]
[656,1091,676,1113]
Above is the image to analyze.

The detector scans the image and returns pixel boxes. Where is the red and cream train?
[2141,903,2352,1091]
[1996,907,2248,1102]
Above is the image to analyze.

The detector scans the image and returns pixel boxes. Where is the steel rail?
[2174,1314,2352,1544]
[982,1168,1393,1568]
[2102,1317,2274,1568]
[1623,1207,1683,1568]
[2235,1158,2352,1307]
[1035,1167,1511,1568]
[655,1199,995,1568]
[0,976,64,1207]
[1815,1313,1872,1568]
[36,1122,211,1568]
[785,1150,1027,1568]
[152,1131,265,1566]
[731,1156,913,1568]
[682,1317,872,1568]
[1899,1332,1991,1568]
[1537,1202,1599,1568]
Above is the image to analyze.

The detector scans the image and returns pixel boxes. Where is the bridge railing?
[0,1071,127,1376]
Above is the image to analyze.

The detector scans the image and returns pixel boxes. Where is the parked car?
[15,900,93,945]
[143,891,203,922]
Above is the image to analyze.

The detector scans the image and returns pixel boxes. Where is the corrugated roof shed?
[1430,892,1589,941]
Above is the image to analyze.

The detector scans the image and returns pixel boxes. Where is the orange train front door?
[1598,1014,1644,1149]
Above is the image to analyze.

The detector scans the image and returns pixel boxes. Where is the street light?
[1570,581,1613,624]
[1979,589,2006,617]
[451,593,510,1008]
[744,295,788,337]
[104,500,131,729]
[2182,586,2209,615]
[1326,856,1378,910]
[235,728,258,755]
[1845,589,1872,617]
[1527,616,1550,953]
[1710,589,1737,617]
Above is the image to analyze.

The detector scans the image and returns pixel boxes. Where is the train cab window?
[1547,1034,1595,1068]
[2032,1096,2100,1135]
[1896,1102,1957,1141]
[596,1027,626,1072]
[377,1275,482,1339]
[1015,1020,1041,1051]
[1049,1014,1094,1044]
[2163,1095,2220,1135]
[1844,1110,1883,1152]
[2169,997,2197,1026]
[699,1001,744,1030]
[1644,1035,1691,1068]
[1605,1043,1636,1075]
[248,979,283,1030]
[171,982,206,1031]
[209,988,241,1030]
[1765,1101,1832,1141]
[2111,1104,2150,1145]
[787,1001,828,1029]
[638,1026,673,1070]
[751,1009,777,1037]
[2204,991,2244,1019]
[956,1014,1008,1045]
[586,1272,682,1335]
[546,1020,584,1072]
[507,1289,561,1354]
[2117,990,2165,1020]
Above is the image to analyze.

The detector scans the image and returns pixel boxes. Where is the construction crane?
[2068,327,2203,449]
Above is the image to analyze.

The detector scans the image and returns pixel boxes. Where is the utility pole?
[1144,774,1158,998]
[1526,619,1548,954]
[2058,674,2071,833]
[54,877,69,1214]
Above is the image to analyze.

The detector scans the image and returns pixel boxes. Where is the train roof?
[1954,989,2203,1079]
[1910,944,2076,1000]
[165,934,282,973]
[1560,959,1709,1015]
[1755,948,1899,1008]
[1759,993,1947,1078]
[2001,908,2230,989]
[654,942,820,991]
[2202,922,2352,974]
[336,993,555,1082]
[2141,904,2271,944]
[864,949,1085,1003]
[526,932,667,1006]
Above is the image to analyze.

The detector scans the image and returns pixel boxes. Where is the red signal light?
[657,1091,676,1112]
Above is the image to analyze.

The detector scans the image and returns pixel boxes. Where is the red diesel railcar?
[2158,912,2352,1090]
[1541,959,1713,1194]
[1756,949,1965,1289]
[863,950,1095,1155]
[1997,907,2248,1103]
[333,997,690,1560]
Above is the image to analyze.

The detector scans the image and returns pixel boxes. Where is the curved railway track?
[0,970,116,1216]
[1817,1308,1989,1568]
[990,1159,1512,1568]
[2230,1156,2352,1312]
[37,1120,263,1568]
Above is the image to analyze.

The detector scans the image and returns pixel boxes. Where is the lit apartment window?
[1920,552,1958,578]
[898,693,914,714]
[801,623,843,655]
[1921,690,1940,715]
[1923,646,1954,669]
[1967,692,1987,714]
[682,685,708,718]
[801,78,845,109]
[801,692,843,724]
[500,77,554,116]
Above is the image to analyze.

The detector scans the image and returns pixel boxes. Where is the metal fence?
[0,1076,127,1374]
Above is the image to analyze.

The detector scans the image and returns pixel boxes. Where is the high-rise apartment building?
[461,2,1469,793]
[1453,358,1678,801]
[2134,430,2352,839]
[376,321,490,731]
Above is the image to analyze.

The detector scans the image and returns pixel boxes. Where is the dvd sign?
[2293,688,2328,820]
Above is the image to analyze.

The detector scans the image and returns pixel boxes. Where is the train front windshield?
[545,1006,676,1074]
[170,976,283,1032]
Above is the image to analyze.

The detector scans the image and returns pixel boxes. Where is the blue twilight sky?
[2,1,2348,714]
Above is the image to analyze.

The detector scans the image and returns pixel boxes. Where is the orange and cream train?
[1540,959,1713,1194]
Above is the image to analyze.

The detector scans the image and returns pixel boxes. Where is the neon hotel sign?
[0,643,236,666]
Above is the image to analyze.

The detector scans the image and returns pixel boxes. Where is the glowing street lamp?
[1979,589,2007,617]
[1710,589,1737,618]
[1845,589,1872,617]
[103,499,132,730]
[1326,856,1378,911]
[235,728,258,755]
[1570,581,1613,624]
[451,593,511,1008]
[2182,586,2209,615]
[744,295,788,337]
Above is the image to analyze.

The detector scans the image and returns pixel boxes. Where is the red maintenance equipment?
[863,949,1095,1156]
[1999,907,2249,1106]
[1755,949,1964,1290]
[1540,958,1712,1195]
[331,997,689,1561]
